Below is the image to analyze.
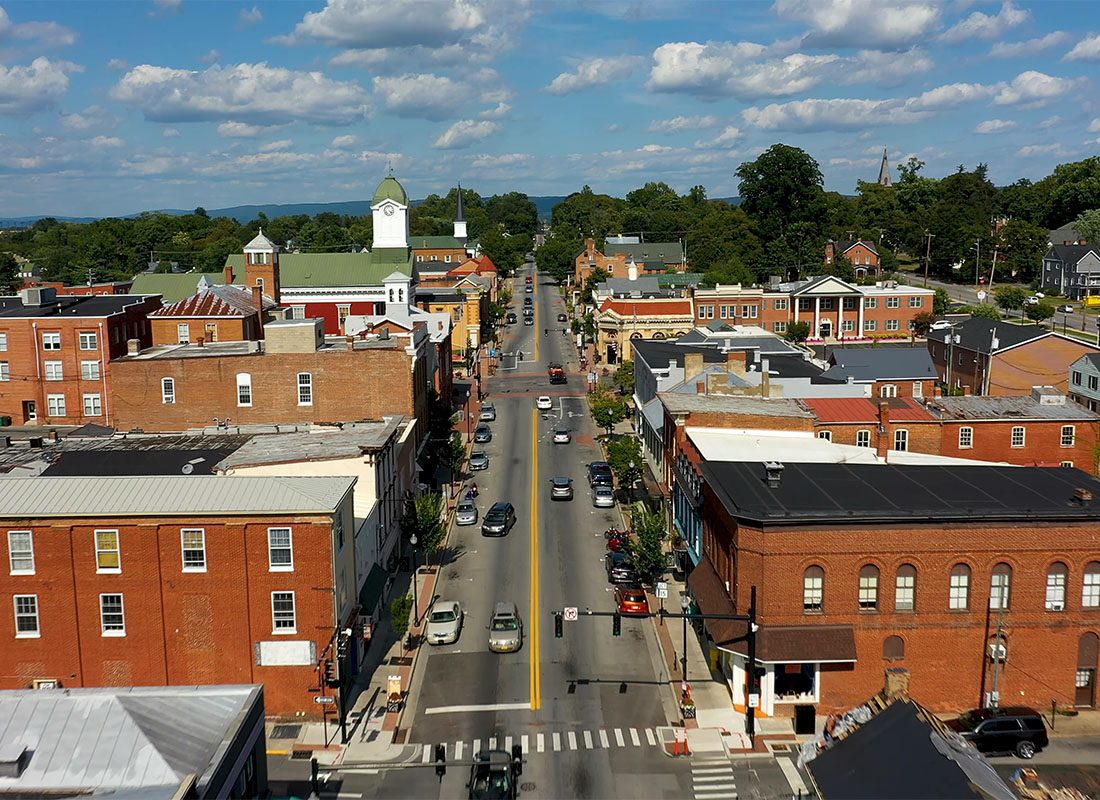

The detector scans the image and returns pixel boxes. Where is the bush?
[391,594,413,634]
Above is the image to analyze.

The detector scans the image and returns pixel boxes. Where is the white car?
[425,600,463,645]
[536,396,553,410]
[1026,295,1040,305]
[929,320,952,332]
[553,428,571,444]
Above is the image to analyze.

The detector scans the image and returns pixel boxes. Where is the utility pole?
[923,232,934,288]
[974,239,981,289]
[989,592,1006,708]
[987,249,998,293]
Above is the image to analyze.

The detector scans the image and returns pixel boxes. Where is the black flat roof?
[0,294,155,319]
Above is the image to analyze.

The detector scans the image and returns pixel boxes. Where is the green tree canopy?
[735,144,825,243]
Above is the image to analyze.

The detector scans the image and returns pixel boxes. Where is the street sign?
[977,290,987,303]
[748,693,760,709]
[588,371,597,384]
[314,696,336,705]
[563,607,578,621]
[489,348,498,358]
[655,582,669,600]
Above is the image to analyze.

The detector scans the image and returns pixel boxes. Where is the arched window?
[858,564,879,611]
[1084,562,1100,608]
[990,563,1012,610]
[803,566,824,612]
[855,429,871,448]
[895,564,917,612]
[883,635,905,661]
[950,564,971,610]
[652,331,666,340]
[1047,562,1069,611]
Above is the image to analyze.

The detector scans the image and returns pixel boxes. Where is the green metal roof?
[410,235,467,250]
[224,252,413,288]
[130,272,232,303]
[373,176,408,205]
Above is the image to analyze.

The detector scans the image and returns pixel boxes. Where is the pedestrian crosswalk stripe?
[614,728,625,747]
[645,728,657,746]
[552,733,561,752]
[536,733,545,754]
[421,745,431,764]
[694,792,737,800]
[488,737,497,750]
[695,775,735,782]
[520,735,528,756]
[567,731,578,750]
[504,736,513,753]
[419,727,662,757]
[583,731,594,749]
[629,728,641,746]
[455,741,464,760]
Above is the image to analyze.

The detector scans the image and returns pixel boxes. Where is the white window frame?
[44,361,63,381]
[803,568,824,612]
[909,296,923,308]
[895,567,916,612]
[842,319,855,332]
[8,530,34,574]
[1046,564,1067,610]
[856,429,871,448]
[773,321,787,333]
[297,372,313,406]
[0,361,8,382]
[177,323,190,344]
[94,529,121,573]
[181,528,207,572]
[774,298,789,311]
[990,567,1011,610]
[886,296,900,308]
[864,320,877,332]
[46,394,66,417]
[82,393,102,417]
[1062,425,1076,447]
[865,298,878,309]
[290,305,306,319]
[237,373,253,407]
[912,381,923,398]
[959,426,973,449]
[79,331,98,350]
[1083,564,1100,608]
[894,429,909,451]
[268,527,293,571]
[81,360,101,380]
[880,384,897,398]
[886,319,900,331]
[818,430,832,442]
[162,377,176,404]
[1011,426,1025,448]
[99,593,126,636]
[41,332,61,351]
[949,567,970,610]
[858,567,879,611]
[337,305,351,328]
[0,332,7,351]
[272,591,297,634]
[14,594,39,638]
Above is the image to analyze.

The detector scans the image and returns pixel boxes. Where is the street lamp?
[680,593,690,686]
[410,533,420,626]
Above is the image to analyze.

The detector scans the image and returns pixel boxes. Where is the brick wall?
[940,419,1100,473]
[574,239,628,287]
[150,316,252,347]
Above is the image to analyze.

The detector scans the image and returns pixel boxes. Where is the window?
[803,566,824,612]
[100,593,125,635]
[272,591,296,633]
[1072,370,1082,385]
[858,564,879,611]
[880,384,897,398]
[886,296,900,308]
[94,529,120,572]
[1010,426,1025,448]
[161,377,176,404]
[290,305,306,319]
[46,394,66,417]
[842,320,855,332]
[773,298,789,311]
[44,361,63,381]
[818,430,832,442]
[177,323,190,344]
[773,322,787,333]
[883,636,905,660]
[297,372,313,406]
[895,564,916,611]
[14,595,39,637]
[843,297,857,310]
[959,426,973,448]
[79,331,98,350]
[41,332,60,350]
[0,332,6,351]
[699,305,714,320]
[181,529,206,571]
[856,429,871,448]
[990,563,1012,610]
[820,298,835,310]
[909,296,923,308]
[255,277,265,295]
[742,305,758,319]
[1047,562,1068,610]
[912,382,923,398]
[865,298,878,309]
[950,564,971,610]
[719,305,729,319]
[268,528,293,571]
[894,429,908,451]
[1083,562,1100,608]
[81,360,101,380]
[236,373,252,407]
[864,320,877,332]
[886,319,900,331]
[8,531,33,574]
[416,255,424,263]
[82,394,102,416]
[337,305,351,329]
[798,298,812,311]
[1062,461,1075,468]
[0,362,7,382]
[1090,375,1099,391]
[1062,425,1076,447]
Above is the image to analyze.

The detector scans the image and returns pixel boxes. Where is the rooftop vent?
[1073,487,1093,506]
[0,744,30,779]
[764,461,784,488]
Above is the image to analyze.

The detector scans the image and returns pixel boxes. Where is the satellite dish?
[181,463,194,475]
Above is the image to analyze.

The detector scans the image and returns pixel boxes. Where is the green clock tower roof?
[373,175,409,206]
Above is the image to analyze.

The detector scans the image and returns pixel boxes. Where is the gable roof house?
[824,239,881,277]
[1040,244,1100,300]
[824,346,938,399]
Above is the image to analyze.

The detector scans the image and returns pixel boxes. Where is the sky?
[0,0,1098,218]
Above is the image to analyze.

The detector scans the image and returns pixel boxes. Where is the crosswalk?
[419,726,660,760]
[690,755,738,800]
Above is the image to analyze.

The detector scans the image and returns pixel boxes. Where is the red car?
[615,585,650,616]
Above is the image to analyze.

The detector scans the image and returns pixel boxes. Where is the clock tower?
[371,174,409,249]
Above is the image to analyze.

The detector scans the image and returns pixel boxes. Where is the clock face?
[383,205,395,216]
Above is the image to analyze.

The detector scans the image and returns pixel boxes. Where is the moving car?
[947,706,1049,759]
[615,585,650,615]
[523,307,534,317]
[488,602,523,653]
[474,424,492,443]
[557,313,568,322]
[553,428,571,444]
[588,461,614,487]
[593,485,615,508]
[466,749,517,800]
[536,395,553,410]
[455,500,479,526]
[548,363,567,384]
[469,450,489,471]
[929,319,952,332]
[505,312,517,324]
[481,502,516,536]
[479,403,496,421]
[525,275,533,283]
[550,476,573,500]
[524,297,533,306]
[605,551,638,584]
[524,318,534,326]
[1058,304,1074,313]
[425,600,463,645]
[525,285,533,293]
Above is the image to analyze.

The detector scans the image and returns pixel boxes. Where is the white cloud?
[471,153,531,169]
[695,125,742,148]
[940,1,1028,43]
[1017,143,1072,157]
[163,127,180,137]
[280,0,486,48]
[372,72,467,120]
[330,134,358,148]
[905,81,999,110]
[259,139,293,152]
[1064,34,1100,62]
[199,49,220,64]
[149,0,182,15]
[993,70,1082,106]
[60,104,110,131]
[1089,119,1100,133]
[432,119,499,149]
[772,0,941,49]
[989,31,1070,58]
[478,102,510,119]
[0,6,78,48]
[607,123,621,132]
[111,62,369,124]
[743,97,930,131]
[89,135,124,148]
[106,58,128,70]
[842,48,933,88]
[649,41,838,100]
[546,55,644,95]
[974,118,1017,134]
[1038,115,1063,129]
[0,58,81,115]
[239,6,262,25]
[648,115,718,133]
[217,121,267,138]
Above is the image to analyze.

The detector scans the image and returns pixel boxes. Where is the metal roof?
[411,235,467,249]
[131,272,230,303]
[216,418,403,470]
[0,293,159,318]
[602,240,684,263]
[0,475,354,517]
[824,346,937,381]
[804,397,935,423]
[225,251,413,288]
[927,395,1099,421]
[925,318,1052,354]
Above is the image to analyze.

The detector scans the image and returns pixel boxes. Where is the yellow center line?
[530,407,541,710]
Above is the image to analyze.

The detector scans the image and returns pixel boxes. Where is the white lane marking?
[472,739,480,757]
[455,741,464,760]
[553,733,562,752]
[693,792,738,799]
[614,728,625,747]
[695,775,737,782]
[583,731,594,749]
[425,702,530,715]
[504,736,513,753]
[421,745,431,764]
[489,737,497,750]
[694,767,732,774]
[567,731,578,750]
[520,735,528,755]
[645,728,657,746]
[536,733,545,753]
[778,757,808,795]
[629,728,640,746]
[599,729,609,748]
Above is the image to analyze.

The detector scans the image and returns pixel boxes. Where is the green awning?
[358,563,389,615]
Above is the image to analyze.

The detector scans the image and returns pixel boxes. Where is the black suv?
[481,502,516,537]
[588,461,613,487]
[947,706,1049,759]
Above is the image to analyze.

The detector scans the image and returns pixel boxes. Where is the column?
[814,297,821,337]
[793,298,799,324]
[858,298,865,336]
[837,298,844,339]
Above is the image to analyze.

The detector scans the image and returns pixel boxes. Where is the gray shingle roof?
[1047,244,1099,265]
[824,346,937,381]
[216,418,403,470]
[925,318,1050,354]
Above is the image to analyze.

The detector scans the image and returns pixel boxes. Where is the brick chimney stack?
[876,401,892,461]
[252,286,265,340]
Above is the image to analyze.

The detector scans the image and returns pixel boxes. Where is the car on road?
[523,307,534,317]
[588,461,614,487]
[947,706,1049,759]
[929,319,953,331]
[536,395,553,410]
[592,485,615,508]
[557,313,567,322]
[1058,304,1074,313]
[550,476,573,500]
[455,500,479,526]
[505,312,517,324]
[524,297,533,306]
[548,363,567,384]
[469,450,490,471]
[605,551,638,584]
[481,501,516,537]
[525,275,533,283]
[487,602,523,653]
[425,600,464,645]
[525,285,533,293]
[615,585,650,615]
[474,424,492,443]
[466,749,517,800]
[553,428,571,444]
[524,317,534,326]
[479,403,496,421]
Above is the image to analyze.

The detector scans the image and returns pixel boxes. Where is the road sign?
[588,371,597,384]
[748,693,760,709]
[314,696,336,705]
[655,581,669,600]
[977,290,987,303]
[563,607,578,621]
[489,348,498,358]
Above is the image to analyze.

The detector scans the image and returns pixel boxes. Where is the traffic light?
[434,744,446,779]
[554,612,563,638]
[336,630,349,660]
[612,612,622,637]
[511,743,523,777]
[323,659,338,687]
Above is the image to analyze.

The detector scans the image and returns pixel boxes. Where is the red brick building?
[148,283,276,346]
[825,239,881,278]
[691,461,1100,718]
[1,474,357,717]
[804,397,941,455]
[0,287,161,426]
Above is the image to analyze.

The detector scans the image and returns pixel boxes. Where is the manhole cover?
[520,783,536,792]
[270,724,301,740]
[389,656,413,666]
[290,749,313,760]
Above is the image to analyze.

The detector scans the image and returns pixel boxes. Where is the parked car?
[615,585,650,615]
[553,428,571,444]
[605,551,638,584]
[524,318,534,326]
[474,424,492,443]
[455,500,479,526]
[588,461,614,487]
[523,307,534,317]
[481,501,516,536]
[929,319,953,331]
[557,313,568,322]
[1026,295,1040,305]
[593,485,615,508]
[1034,292,1045,298]
[536,395,553,410]
[487,602,523,653]
[947,706,1049,759]
[469,450,490,471]
[550,476,573,500]
[425,600,464,645]
[506,312,517,324]
[524,297,533,306]
[479,403,497,421]
[1058,304,1074,313]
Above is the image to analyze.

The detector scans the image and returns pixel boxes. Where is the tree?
[193,206,208,218]
[629,503,667,586]
[1046,156,1100,227]
[390,594,413,635]
[485,191,539,237]
[444,433,466,489]
[736,144,825,243]
[589,385,628,437]
[933,288,952,316]
[0,253,21,294]
[967,304,1000,320]
[1025,300,1056,325]
[826,254,856,283]
[1075,209,1100,245]
[785,320,810,343]
[400,491,446,557]
[994,285,1028,318]
[537,234,582,284]
[606,435,642,493]
[613,360,635,395]
[997,219,1048,283]
[910,310,936,337]
[550,185,625,243]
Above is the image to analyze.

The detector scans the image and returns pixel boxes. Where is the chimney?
[252,285,265,339]
[884,667,910,699]
[760,357,771,399]
[933,384,942,398]
[696,380,706,395]
[962,384,972,396]
[764,461,784,488]
[196,336,204,348]
[126,338,141,355]
[876,401,892,461]
[726,350,749,375]
[346,335,355,352]
[684,352,705,382]
[224,264,235,284]
[628,260,638,282]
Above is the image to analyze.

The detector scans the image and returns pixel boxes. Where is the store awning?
[358,563,389,617]
[720,624,857,665]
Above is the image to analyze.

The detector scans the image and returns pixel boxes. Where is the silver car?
[425,600,463,645]
[455,500,478,526]
[488,602,523,653]
[469,450,489,471]
[479,403,496,421]
[593,485,615,508]
[553,428,571,444]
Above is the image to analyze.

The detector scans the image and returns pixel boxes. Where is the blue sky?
[0,0,1097,217]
